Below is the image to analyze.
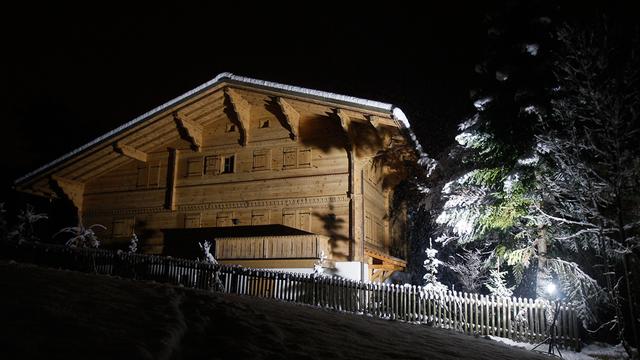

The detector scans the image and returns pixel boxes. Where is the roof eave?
[14,72,410,187]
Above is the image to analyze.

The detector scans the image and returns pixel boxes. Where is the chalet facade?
[15,73,417,282]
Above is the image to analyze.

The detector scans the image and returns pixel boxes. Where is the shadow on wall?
[223,93,247,146]
[297,114,349,153]
[313,203,349,261]
[265,97,296,140]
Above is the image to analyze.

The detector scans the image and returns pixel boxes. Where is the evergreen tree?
[435,1,556,296]
[0,203,7,241]
[9,204,48,243]
[446,248,487,293]
[485,268,515,298]
[57,224,105,248]
[128,232,139,253]
[536,21,640,349]
[313,250,327,276]
[198,240,218,265]
[422,239,447,293]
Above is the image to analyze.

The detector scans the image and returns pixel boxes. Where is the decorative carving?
[368,115,382,129]
[113,142,148,162]
[173,112,203,151]
[224,87,251,146]
[276,97,300,140]
[84,195,350,216]
[50,175,85,214]
[367,115,392,150]
[335,109,351,134]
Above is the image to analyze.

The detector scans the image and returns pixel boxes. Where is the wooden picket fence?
[0,240,581,350]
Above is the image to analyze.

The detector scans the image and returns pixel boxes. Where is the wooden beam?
[367,115,393,150]
[368,115,397,128]
[113,142,148,162]
[365,248,407,268]
[165,148,178,211]
[173,112,203,151]
[369,264,404,271]
[276,97,300,140]
[368,115,382,129]
[50,175,85,215]
[335,108,351,134]
[224,87,251,146]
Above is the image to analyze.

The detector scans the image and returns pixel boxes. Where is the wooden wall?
[83,90,353,259]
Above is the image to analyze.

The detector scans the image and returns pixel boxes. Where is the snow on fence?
[1,241,580,350]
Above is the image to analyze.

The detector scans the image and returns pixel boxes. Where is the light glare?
[546,282,557,295]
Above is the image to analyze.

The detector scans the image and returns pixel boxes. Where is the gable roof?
[15,72,415,188]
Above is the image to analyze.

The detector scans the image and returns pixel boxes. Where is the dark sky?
[1,3,488,194]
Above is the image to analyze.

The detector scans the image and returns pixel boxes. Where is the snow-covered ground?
[491,336,629,360]
[0,260,609,359]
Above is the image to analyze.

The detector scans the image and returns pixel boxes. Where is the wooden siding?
[215,235,328,260]
[48,85,409,265]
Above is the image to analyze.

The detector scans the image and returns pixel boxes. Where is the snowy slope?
[0,261,552,360]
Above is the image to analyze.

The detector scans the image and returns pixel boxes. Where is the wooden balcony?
[215,234,329,260]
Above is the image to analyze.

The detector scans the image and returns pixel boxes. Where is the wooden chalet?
[15,73,419,282]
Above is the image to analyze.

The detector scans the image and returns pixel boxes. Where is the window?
[375,221,384,246]
[251,210,269,225]
[298,148,311,168]
[283,147,312,169]
[223,155,235,173]
[252,149,271,171]
[136,164,148,188]
[148,161,161,187]
[259,119,270,128]
[204,155,220,175]
[184,213,201,228]
[113,218,135,237]
[136,161,162,187]
[282,209,311,231]
[186,157,203,177]
[216,212,234,227]
[283,147,297,169]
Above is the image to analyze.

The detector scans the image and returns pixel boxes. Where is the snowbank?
[1,261,553,359]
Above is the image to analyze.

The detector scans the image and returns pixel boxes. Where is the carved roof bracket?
[50,175,85,214]
[113,142,148,162]
[334,108,354,151]
[224,87,251,146]
[276,97,299,140]
[367,115,392,150]
[173,112,203,151]
[335,109,351,134]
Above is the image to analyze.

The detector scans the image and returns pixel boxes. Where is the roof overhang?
[14,72,416,194]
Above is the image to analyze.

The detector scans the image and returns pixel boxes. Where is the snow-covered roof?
[15,72,412,185]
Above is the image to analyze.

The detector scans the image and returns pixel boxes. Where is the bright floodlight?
[546,282,557,295]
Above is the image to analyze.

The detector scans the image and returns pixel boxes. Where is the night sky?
[0,2,623,199]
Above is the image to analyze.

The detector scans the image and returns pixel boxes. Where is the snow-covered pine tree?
[435,1,556,297]
[198,240,218,265]
[446,248,487,293]
[57,224,105,248]
[198,240,223,291]
[313,250,326,276]
[535,21,640,350]
[0,203,7,241]
[423,239,447,293]
[485,268,515,298]
[128,232,139,253]
[8,204,48,243]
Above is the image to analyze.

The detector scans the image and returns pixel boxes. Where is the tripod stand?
[531,300,563,358]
